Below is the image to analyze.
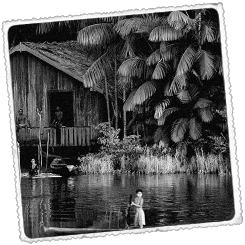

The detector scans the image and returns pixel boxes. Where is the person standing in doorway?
[51,106,63,128]
[51,106,63,145]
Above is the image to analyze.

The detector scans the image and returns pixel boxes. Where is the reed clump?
[78,154,114,174]
[77,151,230,175]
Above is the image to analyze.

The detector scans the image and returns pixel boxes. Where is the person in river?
[29,158,39,176]
[16,109,31,131]
[131,189,145,229]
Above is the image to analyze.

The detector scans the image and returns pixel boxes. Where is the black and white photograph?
[1,2,243,243]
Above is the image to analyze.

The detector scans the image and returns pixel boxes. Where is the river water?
[21,174,234,238]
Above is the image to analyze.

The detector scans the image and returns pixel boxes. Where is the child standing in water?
[131,189,145,229]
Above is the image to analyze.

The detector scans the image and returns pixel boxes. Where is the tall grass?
[78,155,114,174]
[78,151,230,175]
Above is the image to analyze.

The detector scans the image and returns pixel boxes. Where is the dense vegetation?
[9,8,230,174]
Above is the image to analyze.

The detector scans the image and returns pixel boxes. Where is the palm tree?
[117,9,223,146]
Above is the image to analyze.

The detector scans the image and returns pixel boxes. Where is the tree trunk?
[104,76,111,125]
[114,55,118,129]
[123,84,127,138]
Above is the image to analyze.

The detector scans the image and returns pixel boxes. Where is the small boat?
[50,157,79,177]
[43,226,122,236]
[21,172,62,178]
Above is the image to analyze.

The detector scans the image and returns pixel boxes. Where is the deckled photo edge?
[2,2,242,242]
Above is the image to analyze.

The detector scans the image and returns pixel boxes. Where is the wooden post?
[37,108,43,172]
[46,129,50,171]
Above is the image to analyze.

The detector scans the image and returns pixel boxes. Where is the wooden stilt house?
[9,41,108,147]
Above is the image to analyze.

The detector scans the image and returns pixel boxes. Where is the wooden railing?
[16,126,93,146]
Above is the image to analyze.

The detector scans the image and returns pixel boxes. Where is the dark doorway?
[49,91,74,127]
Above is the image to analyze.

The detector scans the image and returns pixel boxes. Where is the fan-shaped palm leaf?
[167,11,194,30]
[77,23,116,47]
[176,44,197,76]
[198,107,213,122]
[152,61,170,79]
[154,99,171,119]
[197,49,215,80]
[194,98,212,109]
[189,117,202,140]
[123,81,156,111]
[177,89,191,104]
[149,25,183,42]
[171,118,189,143]
[157,107,179,125]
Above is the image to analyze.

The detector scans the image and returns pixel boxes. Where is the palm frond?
[118,56,148,78]
[117,76,132,92]
[123,81,156,111]
[200,24,215,44]
[120,37,136,59]
[188,84,200,100]
[152,61,170,79]
[198,107,213,122]
[154,99,171,119]
[136,16,165,34]
[157,107,179,125]
[167,11,194,30]
[163,81,171,96]
[194,98,212,109]
[146,49,161,66]
[123,90,137,111]
[171,118,189,143]
[37,22,56,34]
[114,18,145,38]
[169,73,187,95]
[77,23,116,47]
[189,117,202,140]
[176,44,197,76]
[177,89,191,104]
[214,55,223,75]
[149,25,183,42]
[82,51,111,88]
[197,49,215,80]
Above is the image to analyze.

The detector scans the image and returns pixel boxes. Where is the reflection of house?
[10,41,107,146]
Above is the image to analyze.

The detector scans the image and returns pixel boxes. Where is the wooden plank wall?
[10,51,107,143]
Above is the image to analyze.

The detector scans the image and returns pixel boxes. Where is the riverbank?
[77,151,231,175]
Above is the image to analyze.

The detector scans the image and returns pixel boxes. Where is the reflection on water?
[21,174,234,238]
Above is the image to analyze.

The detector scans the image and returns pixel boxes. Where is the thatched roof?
[9,41,103,94]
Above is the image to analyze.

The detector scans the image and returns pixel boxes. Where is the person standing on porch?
[16,109,31,131]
